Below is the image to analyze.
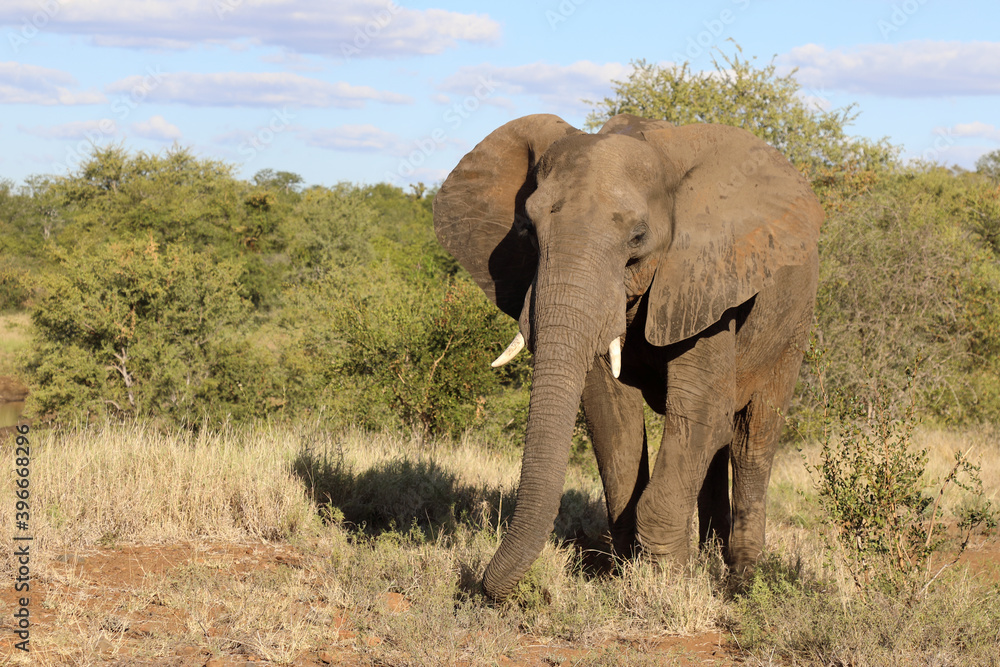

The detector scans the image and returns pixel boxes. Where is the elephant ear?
[641,124,823,346]
[433,114,582,319]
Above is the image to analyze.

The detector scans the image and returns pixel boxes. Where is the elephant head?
[433,113,821,600]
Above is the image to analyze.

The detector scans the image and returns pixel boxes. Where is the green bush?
[802,166,1000,424]
[0,259,30,311]
[975,149,1000,183]
[334,263,525,436]
[805,350,996,595]
[25,239,281,426]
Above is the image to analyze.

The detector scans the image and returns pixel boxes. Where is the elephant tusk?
[609,337,622,378]
[491,332,525,368]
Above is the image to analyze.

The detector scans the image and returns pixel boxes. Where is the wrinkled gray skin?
[433,113,822,600]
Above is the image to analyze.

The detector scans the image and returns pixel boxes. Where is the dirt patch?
[0,542,742,665]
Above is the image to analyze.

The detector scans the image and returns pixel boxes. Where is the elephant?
[433,113,822,600]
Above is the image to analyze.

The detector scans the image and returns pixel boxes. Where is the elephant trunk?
[482,255,620,600]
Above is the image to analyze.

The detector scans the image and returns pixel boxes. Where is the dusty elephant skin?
[433,113,822,600]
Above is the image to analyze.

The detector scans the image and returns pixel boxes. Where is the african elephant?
[433,113,822,600]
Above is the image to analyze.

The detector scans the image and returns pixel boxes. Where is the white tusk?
[609,337,622,378]
[491,332,525,368]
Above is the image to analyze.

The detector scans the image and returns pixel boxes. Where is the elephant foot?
[724,562,758,597]
[634,536,689,572]
[609,530,640,562]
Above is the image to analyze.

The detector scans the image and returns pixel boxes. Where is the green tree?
[283,184,378,278]
[252,168,305,194]
[586,50,896,181]
[334,265,523,436]
[804,166,1000,424]
[25,239,280,426]
[975,149,1000,183]
[49,144,253,248]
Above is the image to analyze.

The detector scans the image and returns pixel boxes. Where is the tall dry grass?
[2,421,997,665]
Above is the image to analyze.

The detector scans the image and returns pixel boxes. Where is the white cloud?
[781,41,1000,97]
[0,0,500,58]
[131,115,182,141]
[19,119,119,140]
[260,51,324,73]
[797,92,832,112]
[105,71,412,108]
[0,62,106,105]
[947,121,1000,142]
[438,61,631,113]
[301,125,408,154]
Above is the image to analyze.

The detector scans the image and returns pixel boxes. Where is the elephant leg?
[636,319,736,563]
[698,444,732,554]
[728,374,798,574]
[582,355,648,559]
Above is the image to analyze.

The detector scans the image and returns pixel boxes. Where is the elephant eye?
[514,214,535,239]
[627,223,649,249]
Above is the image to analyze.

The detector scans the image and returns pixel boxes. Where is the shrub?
[335,264,524,436]
[975,148,1000,183]
[805,168,1000,423]
[0,258,30,311]
[25,238,281,426]
[805,349,996,595]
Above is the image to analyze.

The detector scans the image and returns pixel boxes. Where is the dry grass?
[3,422,320,551]
[1,421,997,665]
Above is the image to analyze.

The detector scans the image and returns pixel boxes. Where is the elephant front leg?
[636,320,736,564]
[582,355,649,559]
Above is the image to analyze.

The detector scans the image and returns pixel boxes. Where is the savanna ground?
[1,420,998,666]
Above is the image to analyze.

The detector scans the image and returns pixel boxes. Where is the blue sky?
[1,0,998,189]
